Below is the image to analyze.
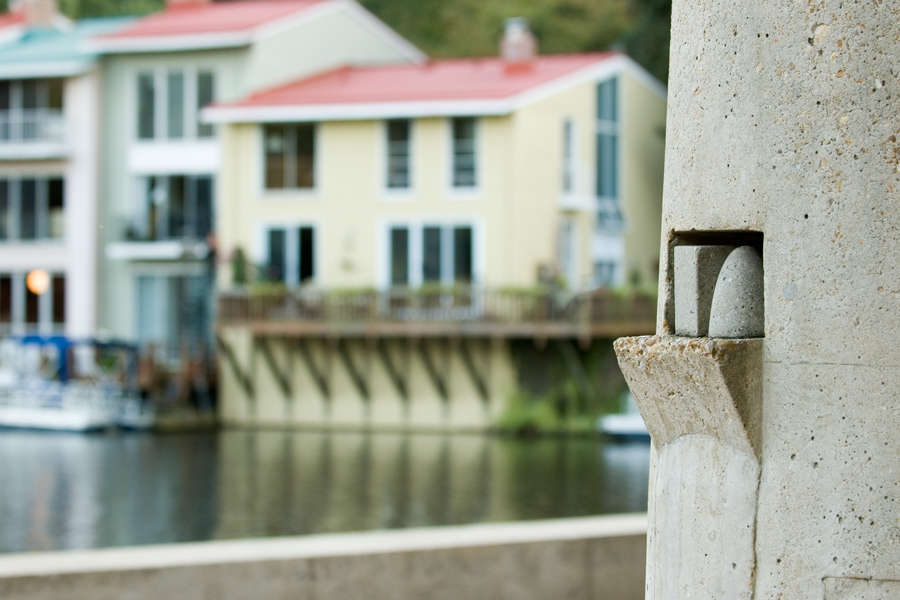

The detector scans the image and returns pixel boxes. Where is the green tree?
[617,0,671,82]
[0,0,670,81]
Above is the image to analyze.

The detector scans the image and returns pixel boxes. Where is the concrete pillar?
[615,1,898,599]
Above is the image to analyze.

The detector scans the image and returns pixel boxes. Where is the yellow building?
[206,22,665,430]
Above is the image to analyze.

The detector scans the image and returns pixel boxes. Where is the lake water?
[0,429,649,554]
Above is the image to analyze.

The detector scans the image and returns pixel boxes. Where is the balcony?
[106,219,211,262]
[0,109,68,160]
[218,286,657,340]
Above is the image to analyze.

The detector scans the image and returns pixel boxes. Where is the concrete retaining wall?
[0,515,647,600]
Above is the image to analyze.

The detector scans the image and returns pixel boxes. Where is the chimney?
[500,17,537,64]
[11,0,58,28]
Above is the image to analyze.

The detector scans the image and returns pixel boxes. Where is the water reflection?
[0,430,648,553]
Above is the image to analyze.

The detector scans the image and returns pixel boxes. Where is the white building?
[0,1,132,337]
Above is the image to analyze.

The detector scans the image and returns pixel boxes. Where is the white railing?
[0,109,66,144]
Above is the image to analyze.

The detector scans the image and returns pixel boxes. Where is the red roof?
[0,10,26,31]
[98,0,328,40]
[229,52,617,108]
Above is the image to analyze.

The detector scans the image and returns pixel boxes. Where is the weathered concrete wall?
[218,329,516,430]
[618,0,899,598]
[0,516,647,600]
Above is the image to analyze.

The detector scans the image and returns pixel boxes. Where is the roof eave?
[203,99,514,124]
[86,30,253,54]
[0,59,94,79]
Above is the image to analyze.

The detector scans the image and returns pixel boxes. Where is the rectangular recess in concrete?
[663,230,764,334]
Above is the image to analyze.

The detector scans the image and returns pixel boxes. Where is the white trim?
[205,99,510,124]
[87,30,253,54]
[106,240,209,261]
[203,55,666,124]
[445,116,481,198]
[0,60,93,79]
[128,141,219,175]
[0,143,69,161]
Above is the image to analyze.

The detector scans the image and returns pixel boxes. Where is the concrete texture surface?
[707,246,764,338]
[617,0,899,597]
[0,516,648,600]
[673,245,734,336]
[614,336,762,458]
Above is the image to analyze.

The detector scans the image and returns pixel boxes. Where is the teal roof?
[0,17,134,75]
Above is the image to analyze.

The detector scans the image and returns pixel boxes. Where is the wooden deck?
[218,288,657,340]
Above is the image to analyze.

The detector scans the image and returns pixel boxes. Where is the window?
[390,227,409,286]
[136,273,212,358]
[451,117,477,188]
[0,177,64,241]
[196,71,215,138]
[594,261,617,287]
[134,175,213,241]
[19,179,36,240]
[0,80,61,143]
[387,224,475,287]
[562,119,575,194]
[51,274,65,326]
[167,71,184,139]
[453,226,473,283]
[136,69,216,140]
[0,180,7,240]
[422,226,441,283]
[0,274,10,324]
[596,77,621,229]
[266,229,286,282]
[264,124,315,190]
[0,272,66,332]
[137,71,155,140]
[24,281,39,326]
[265,226,316,285]
[48,178,64,239]
[386,119,411,189]
[558,219,578,289]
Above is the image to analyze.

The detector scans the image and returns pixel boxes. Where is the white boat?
[0,337,154,432]
[0,380,118,432]
[598,393,649,441]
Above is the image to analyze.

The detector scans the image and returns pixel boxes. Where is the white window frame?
[0,79,65,144]
[0,176,65,242]
[257,221,320,287]
[0,271,65,334]
[133,67,218,142]
[378,219,483,289]
[259,123,319,195]
[596,76,622,232]
[380,118,414,199]
[562,117,577,196]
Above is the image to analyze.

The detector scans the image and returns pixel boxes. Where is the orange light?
[26,269,50,296]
